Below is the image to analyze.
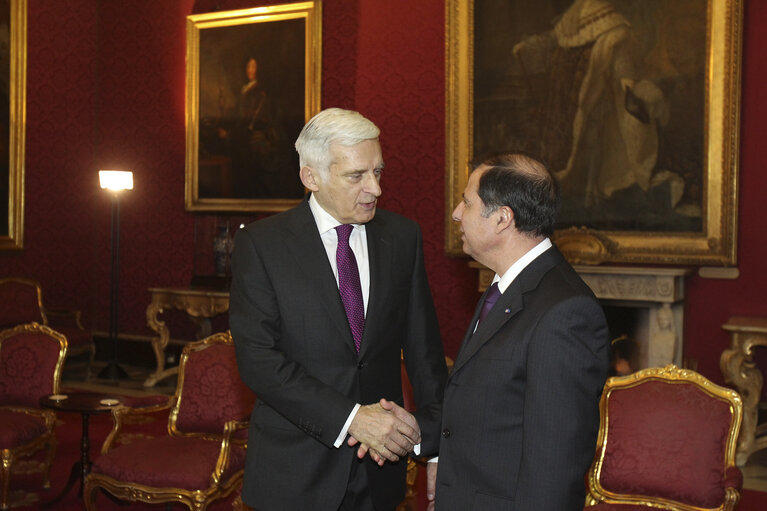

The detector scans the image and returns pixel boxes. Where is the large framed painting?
[446,0,743,265]
[0,0,25,250]
[185,1,321,213]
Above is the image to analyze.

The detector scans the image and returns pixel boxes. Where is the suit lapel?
[285,201,358,352]
[358,215,391,357]
[452,285,524,374]
[451,246,564,374]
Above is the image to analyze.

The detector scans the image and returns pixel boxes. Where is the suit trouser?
[246,457,380,511]
[339,457,377,511]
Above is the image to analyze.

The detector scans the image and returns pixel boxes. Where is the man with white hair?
[230,108,447,510]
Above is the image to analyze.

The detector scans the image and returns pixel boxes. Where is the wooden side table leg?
[721,333,763,466]
[145,302,169,387]
[190,316,212,340]
[79,413,91,496]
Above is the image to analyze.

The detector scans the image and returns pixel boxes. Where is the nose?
[364,172,382,197]
[452,202,464,222]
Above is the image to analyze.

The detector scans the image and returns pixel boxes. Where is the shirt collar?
[494,238,553,293]
[308,193,364,235]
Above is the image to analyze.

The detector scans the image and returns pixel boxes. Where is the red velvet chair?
[0,277,94,374]
[83,332,255,511]
[0,323,68,510]
[584,364,744,511]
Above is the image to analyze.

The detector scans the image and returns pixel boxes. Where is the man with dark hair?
[428,152,610,510]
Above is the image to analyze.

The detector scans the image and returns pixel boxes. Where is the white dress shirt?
[308,195,367,447]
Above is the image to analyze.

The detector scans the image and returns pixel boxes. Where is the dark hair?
[474,152,560,237]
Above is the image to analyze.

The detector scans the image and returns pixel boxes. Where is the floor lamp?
[98,170,133,380]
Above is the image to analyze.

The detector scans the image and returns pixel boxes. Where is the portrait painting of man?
[194,13,308,202]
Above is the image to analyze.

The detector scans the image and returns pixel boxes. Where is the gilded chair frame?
[0,277,94,372]
[84,332,249,511]
[0,277,47,325]
[585,365,744,511]
[0,323,68,510]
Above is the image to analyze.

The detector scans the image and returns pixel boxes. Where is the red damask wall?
[1,0,767,386]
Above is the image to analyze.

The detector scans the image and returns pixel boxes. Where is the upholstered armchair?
[84,332,255,511]
[0,323,68,510]
[584,364,744,511]
[0,277,94,374]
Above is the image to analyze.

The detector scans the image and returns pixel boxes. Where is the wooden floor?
[743,445,767,493]
[62,358,177,397]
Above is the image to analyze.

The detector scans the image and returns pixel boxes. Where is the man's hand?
[379,398,420,440]
[426,460,438,511]
[347,398,421,465]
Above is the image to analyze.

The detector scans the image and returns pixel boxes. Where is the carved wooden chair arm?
[44,307,84,330]
[100,397,174,455]
[223,418,249,444]
[211,419,249,485]
[0,405,57,430]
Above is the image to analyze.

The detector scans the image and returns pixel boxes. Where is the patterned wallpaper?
[2,1,100,322]
[1,0,476,359]
[3,0,767,378]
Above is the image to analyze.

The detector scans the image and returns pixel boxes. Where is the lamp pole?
[98,193,127,379]
[98,170,133,380]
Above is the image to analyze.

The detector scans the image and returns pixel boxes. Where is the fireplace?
[573,266,693,372]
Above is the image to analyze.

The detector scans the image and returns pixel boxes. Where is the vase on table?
[212,224,233,275]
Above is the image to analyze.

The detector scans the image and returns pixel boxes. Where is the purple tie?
[478,283,501,324]
[336,224,364,351]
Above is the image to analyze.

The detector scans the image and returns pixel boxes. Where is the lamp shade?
[99,170,134,191]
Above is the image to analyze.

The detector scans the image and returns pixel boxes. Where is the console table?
[720,316,767,466]
[144,287,229,386]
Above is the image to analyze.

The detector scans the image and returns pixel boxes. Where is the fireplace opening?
[604,305,645,375]
[601,302,680,375]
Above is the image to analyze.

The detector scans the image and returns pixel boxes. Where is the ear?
[495,206,515,233]
[300,166,320,192]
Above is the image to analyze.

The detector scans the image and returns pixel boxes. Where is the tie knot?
[478,282,502,324]
[336,224,354,244]
[485,282,501,304]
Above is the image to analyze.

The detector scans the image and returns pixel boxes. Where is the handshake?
[347,398,420,466]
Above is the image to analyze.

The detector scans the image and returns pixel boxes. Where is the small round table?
[39,392,123,508]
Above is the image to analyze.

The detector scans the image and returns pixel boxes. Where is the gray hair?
[294,108,380,181]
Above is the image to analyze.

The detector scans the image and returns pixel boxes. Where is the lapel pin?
[505,308,511,314]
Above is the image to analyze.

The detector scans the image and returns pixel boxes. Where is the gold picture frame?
[185,1,321,213]
[445,0,743,266]
[0,0,26,250]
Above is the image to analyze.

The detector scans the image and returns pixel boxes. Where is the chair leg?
[86,345,96,381]
[1,451,13,511]
[41,437,57,489]
[83,477,99,511]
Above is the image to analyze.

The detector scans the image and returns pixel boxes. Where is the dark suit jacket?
[230,199,447,510]
[436,246,610,511]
